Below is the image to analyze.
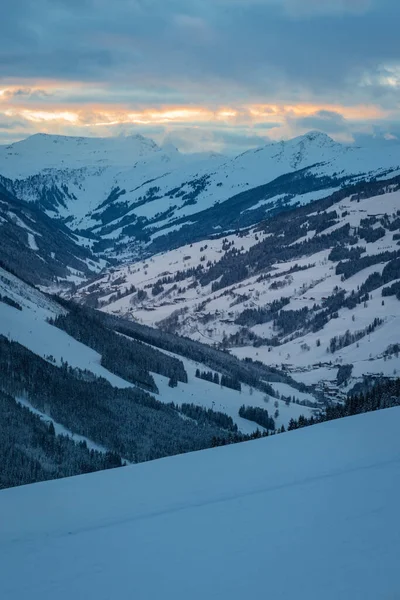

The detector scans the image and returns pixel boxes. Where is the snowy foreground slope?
[1,407,400,600]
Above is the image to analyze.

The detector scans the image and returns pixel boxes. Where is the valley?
[73,181,400,403]
[3,1,400,596]
[1,130,400,492]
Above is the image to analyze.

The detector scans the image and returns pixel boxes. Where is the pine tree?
[168,374,178,388]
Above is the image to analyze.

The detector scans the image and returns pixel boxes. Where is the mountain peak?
[295,131,338,146]
[0,132,162,178]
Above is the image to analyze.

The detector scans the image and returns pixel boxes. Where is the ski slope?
[0,268,133,389]
[1,407,400,600]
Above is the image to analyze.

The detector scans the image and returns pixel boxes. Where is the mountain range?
[2,131,400,266]
[0,130,400,493]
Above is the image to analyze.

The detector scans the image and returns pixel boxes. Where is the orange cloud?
[19,110,79,123]
[2,102,387,129]
[0,81,395,150]
[0,77,391,134]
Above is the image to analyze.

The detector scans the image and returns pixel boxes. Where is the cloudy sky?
[1,0,399,153]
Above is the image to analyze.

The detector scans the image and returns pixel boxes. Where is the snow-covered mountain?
[0,177,105,286]
[2,406,400,599]
[0,264,318,485]
[75,180,400,399]
[1,131,400,259]
[3,130,399,427]
[2,130,400,595]
[0,133,163,175]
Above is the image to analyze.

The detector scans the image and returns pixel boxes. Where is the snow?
[232,287,400,378]
[0,133,162,177]
[26,232,39,251]
[0,300,134,388]
[2,131,400,240]
[0,268,133,389]
[149,348,315,433]
[0,265,314,431]
[83,186,400,397]
[269,381,317,404]
[16,396,110,455]
[1,407,400,600]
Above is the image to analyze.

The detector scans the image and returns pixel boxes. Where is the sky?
[1,0,400,153]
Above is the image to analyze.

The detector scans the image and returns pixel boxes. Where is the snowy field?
[1,407,399,600]
[150,350,315,433]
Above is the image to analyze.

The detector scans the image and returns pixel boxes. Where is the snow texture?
[1,407,400,600]
[2,131,399,236]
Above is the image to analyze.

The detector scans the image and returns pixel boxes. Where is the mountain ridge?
[2,130,399,262]
[75,175,400,402]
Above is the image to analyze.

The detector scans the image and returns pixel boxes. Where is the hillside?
[1,130,400,491]
[76,179,400,400]
[0,133,162,176]
[1,132,400,259]
[0,263,323,488]
[1,407,400,600]
[0,178,104,286]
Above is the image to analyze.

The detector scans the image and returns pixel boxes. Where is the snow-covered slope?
[0,268,132,388]
[0,133,163,176]
[147,344,315,433]
[1,132,399,258]
[76,184,400,397]
[0,178,105,286]
[0,266,315,433]
[1,407,400,600]
[0,133,225,233]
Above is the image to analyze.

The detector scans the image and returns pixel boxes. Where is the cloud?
[173,14,212,38]
[0,116,28,130]
[0,0,399,101]
[215,0,375,17]
[162,126,272,154]
[289,110,348,134]
[0,0,399,151]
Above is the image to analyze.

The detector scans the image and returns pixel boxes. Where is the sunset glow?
[0,82,393,150]
[0,0,399,151]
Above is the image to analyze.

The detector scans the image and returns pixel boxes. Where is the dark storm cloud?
[0,0,399,104]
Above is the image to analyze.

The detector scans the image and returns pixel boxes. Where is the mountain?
[0,133,162,175]
[0,133,225,250]
[1,129,400,490]
[0,262,324,488]
[2,130,400,597]
[1,406,400,599]
[1,131,399,260]
[74,176,400,400]
[0,177,105,286]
